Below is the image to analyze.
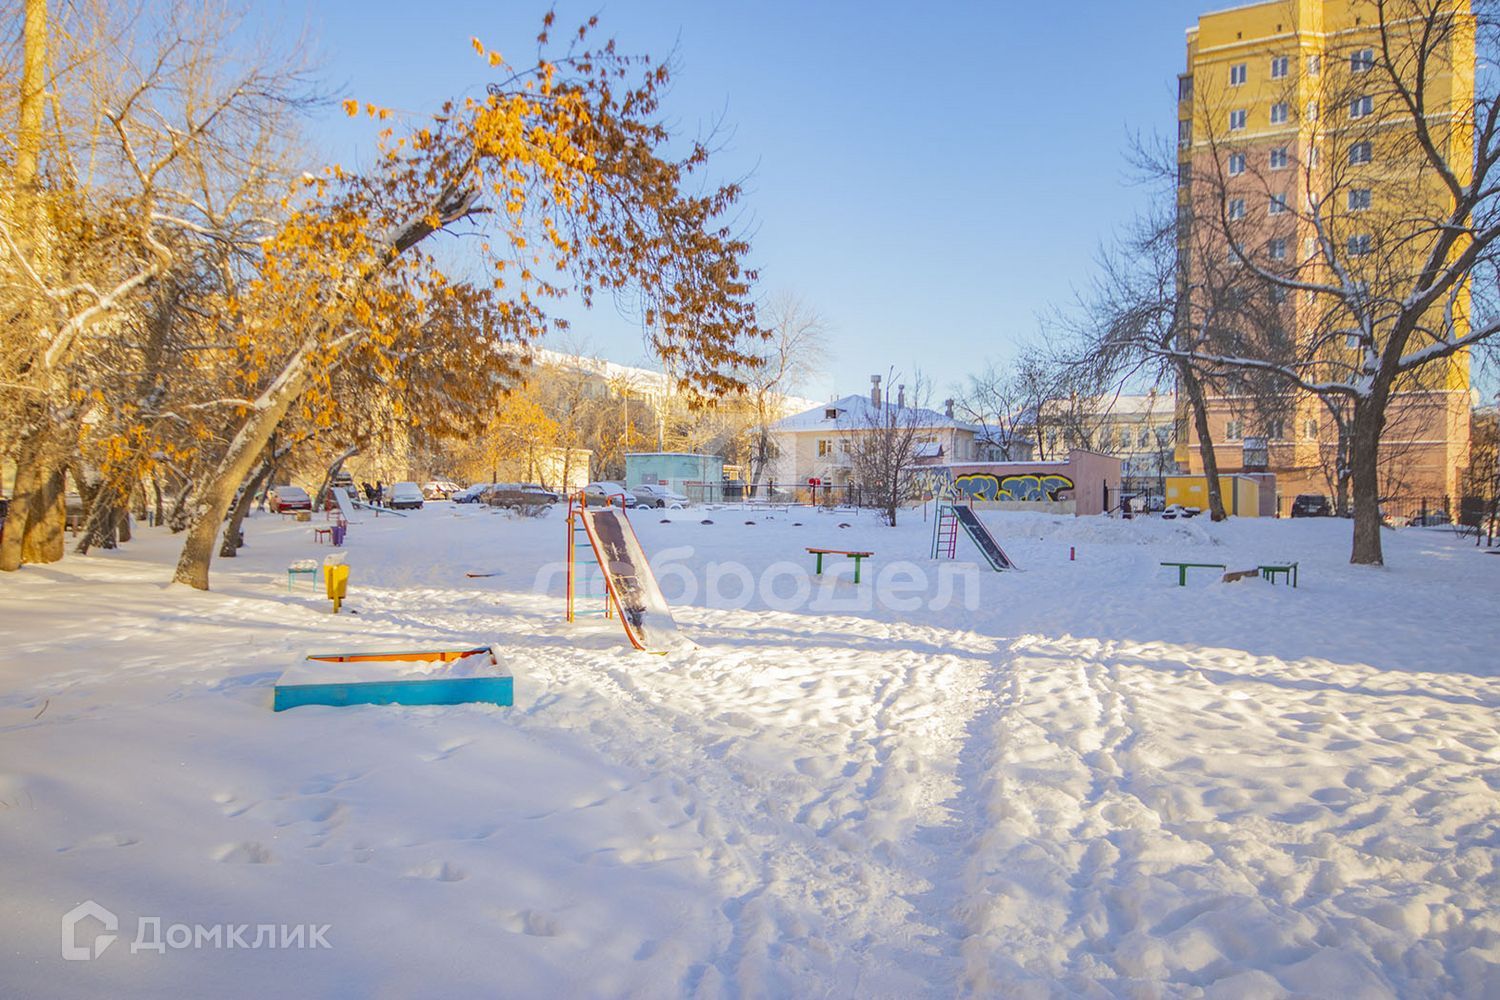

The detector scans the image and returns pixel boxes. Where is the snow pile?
[278,649,501,686]
[1,503,1498,997]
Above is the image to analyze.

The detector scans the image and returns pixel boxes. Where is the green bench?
[1160,561,1227,587]
[807,547,873,584]
[1259,562,1299,587]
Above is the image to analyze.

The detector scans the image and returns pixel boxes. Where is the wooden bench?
[288,559,319,592]
[807,547,874,584]
[1259,561,1299,587]
[1160,561,1227,587]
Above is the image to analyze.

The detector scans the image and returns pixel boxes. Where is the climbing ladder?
[932,498,960,559]
[566,493,612,621]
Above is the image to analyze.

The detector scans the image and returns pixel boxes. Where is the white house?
[769,377,982,488]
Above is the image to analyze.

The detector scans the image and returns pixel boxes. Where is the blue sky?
[280,0,1215,400]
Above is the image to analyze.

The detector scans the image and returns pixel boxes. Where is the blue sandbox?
[273,646,513,711]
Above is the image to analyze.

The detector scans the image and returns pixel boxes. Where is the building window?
[1349,141,1373,164]
[1346,333,1362,349]
[1228,198,1246,220]
[1303,418,1318,440]
[824,408,838,419]
[1226,420,1243,441]
[1228,152,1246,176]
[1229,109,1247,131]
[1119,429,1131,450]
[817,439,833,457]
[1348,233,1373,255]
[1351,48,1375,73]
[1270,55,1289,79]
[1178,162,1192,187]
[1138,428,1151,448]
[1179,75,1194,101]
[1348,187,1372,211]
[1308,54,1321,75]
[1230,63,1248,86]
[1307,145,1320,168]
[1268,238,1288,260]
[1266,419,1285,440]
[1270,285,1289,303]
[1350,95,1374,119]
[1306,100,1318,121]
[1270,102,1290,124]
[1269,194,1289,215]
[839,439,851,454]
[1270,146,1289,169]
[1178,118,1193,146]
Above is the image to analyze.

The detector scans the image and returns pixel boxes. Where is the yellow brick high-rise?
[1175,0,1473,509]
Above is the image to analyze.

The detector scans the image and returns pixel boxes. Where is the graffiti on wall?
[953,472,1075,502]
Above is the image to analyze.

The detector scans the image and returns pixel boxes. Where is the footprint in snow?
[215,841,274,864]
[405,860,466,882]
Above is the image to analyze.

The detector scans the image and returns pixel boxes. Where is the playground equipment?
[273,645,513,711]
[567,490,687,653]
[324,562,350,613]
[932,490,1017,571]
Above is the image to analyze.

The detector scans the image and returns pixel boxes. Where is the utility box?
[625,452,723,496]
[1164,474,1262,516]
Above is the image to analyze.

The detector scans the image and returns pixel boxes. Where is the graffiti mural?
[953,472,1075,502]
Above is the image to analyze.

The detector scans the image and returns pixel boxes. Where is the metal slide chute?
[951,504,1018,571]
[571,498,690,653]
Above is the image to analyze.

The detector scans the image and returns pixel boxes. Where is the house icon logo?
[60,900,117,961]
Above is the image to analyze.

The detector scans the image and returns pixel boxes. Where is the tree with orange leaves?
[169,15,764,588]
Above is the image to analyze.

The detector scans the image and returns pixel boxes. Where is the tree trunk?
[313,447,358,511]
[0,422,70,570]
[173,358,314,589]
[116,507,131,544]
[1348,395,1386,566]
[168,479,193,532]
[221,458,274,558]
[1178,364,1228,521]
[151,475,164,526]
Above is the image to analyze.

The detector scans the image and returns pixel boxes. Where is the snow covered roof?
[774,395,977,433]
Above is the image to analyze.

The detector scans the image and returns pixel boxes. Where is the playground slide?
[952,505,1018,571]
[332,487,358,523]
[347,491,406,517]
[578,507,689,653]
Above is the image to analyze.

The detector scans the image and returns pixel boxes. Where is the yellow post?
[324,563,350,613]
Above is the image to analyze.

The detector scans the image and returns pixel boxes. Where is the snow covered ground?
[1,502,1498,998]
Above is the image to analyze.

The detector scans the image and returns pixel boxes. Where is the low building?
[924,451,1123,516]
[770,377,982,489]
[625,453,724,498]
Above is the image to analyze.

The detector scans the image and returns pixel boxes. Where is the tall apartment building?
[1174,0,1473,505]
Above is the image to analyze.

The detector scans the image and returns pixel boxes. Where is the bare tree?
[843,370,930,526]
[740,293,826,490]
[1175,0,1500,563]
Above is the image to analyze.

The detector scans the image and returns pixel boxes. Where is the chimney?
[897,384,906,409]
[944,398,955,418]
[870,375,882,409]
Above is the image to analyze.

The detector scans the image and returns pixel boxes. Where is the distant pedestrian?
[374,481,383,506]
[362,481,375,504]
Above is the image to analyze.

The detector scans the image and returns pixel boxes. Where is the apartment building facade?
[1174,0,1473,501]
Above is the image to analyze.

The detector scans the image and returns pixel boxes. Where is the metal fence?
[682,481,871,508]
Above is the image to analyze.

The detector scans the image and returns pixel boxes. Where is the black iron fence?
[682,481,871,508]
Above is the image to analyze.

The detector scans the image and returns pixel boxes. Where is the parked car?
[388,481,425,510]
[1161,504,1201,520]
[483,483,560,509]
[268,485,311,513]
[582,481,643,508]
[421,479,462,501]
[1290,494,1332,518]
[1124,492,1165,514]
[631,483,689,508]
[1404,510,1451,527]
[451,483,494,504]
